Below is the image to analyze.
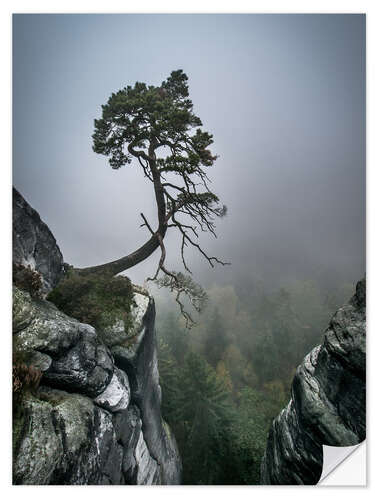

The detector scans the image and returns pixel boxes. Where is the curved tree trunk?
[75,225,167,276]
[76,153,168,277]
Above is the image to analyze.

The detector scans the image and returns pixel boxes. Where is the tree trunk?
[76,152,167,277]
[75,226,167,276]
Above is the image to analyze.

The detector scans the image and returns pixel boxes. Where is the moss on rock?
[47,271,135,334]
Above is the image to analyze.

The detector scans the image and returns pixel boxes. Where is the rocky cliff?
[13,188,64,294]
[261,278,366,485]
[12,188,182,485]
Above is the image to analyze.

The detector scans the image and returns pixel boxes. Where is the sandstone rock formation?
[12,188,182,485]
[13,188,64,294]
[261,278,366,485]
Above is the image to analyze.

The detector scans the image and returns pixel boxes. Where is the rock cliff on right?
[261,278,366,485]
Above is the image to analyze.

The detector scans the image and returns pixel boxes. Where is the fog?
[13,14,365,293]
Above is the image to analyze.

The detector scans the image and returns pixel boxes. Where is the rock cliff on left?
[12,188,182,485]
[13,188,64,294]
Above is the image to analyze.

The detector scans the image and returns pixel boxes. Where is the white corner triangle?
[318,441,366,486]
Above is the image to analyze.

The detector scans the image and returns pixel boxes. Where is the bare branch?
[137,156,153,181]
[170,213,229,268]
[154,271,208,329]
[180,233,192,274]
[162,182,185,192]
[128,141,152,163]
[140,213,155,234]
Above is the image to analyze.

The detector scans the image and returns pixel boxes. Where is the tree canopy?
[79,70,227,325]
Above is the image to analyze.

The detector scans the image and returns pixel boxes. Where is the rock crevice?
[261,278,366,485]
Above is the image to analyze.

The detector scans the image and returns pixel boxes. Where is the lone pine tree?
[77,70,228,324]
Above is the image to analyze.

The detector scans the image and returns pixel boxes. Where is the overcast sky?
[13,14,365,291]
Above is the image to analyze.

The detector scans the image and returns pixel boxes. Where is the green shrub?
[47,270,134,332]
[13,263,43,298]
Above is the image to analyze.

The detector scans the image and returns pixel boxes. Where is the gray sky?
[13,14,365,291]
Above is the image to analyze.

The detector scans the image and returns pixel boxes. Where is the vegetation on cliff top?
[47,270,134,332]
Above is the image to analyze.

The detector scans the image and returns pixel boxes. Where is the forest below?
[155,278,354,484]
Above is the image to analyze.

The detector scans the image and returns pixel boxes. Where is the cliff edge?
[12,188,182,485]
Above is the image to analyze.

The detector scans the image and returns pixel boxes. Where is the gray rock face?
[13,286,114,398]
[13,190,181,485]
[13,387,164,485]
[101,292,182,484]
[261,278,366,485]
[14,387,124,485]
[94,368,131,412]
[13,188,64,294]
[13,284,182,485]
